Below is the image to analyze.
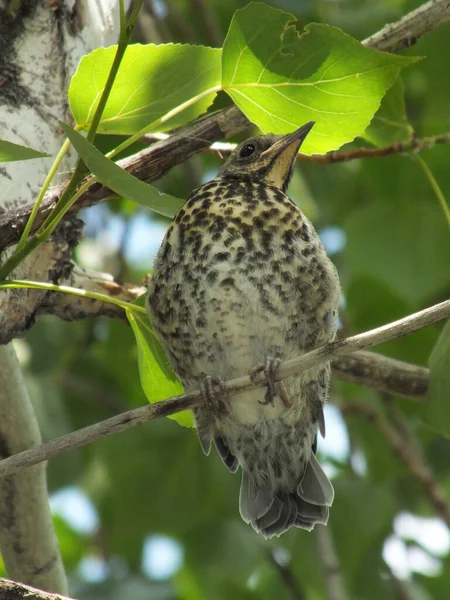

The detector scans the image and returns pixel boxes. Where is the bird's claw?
[201,375,230,418]
[250,357,290,407]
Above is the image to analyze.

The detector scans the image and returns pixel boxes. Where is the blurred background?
[8,0,450,598]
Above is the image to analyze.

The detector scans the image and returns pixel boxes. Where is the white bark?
[0,346,67,592]
[0,0,126,591]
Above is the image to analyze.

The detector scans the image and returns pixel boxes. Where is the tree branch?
[266,550,305,600]
[331,351,428,400]
[39,266,147,323]
[169,132,450,165]
[1,0,450,252]
[299,133,450,164]
[362,0,450,53]
[0,346,67,592]
[314,526,349,600]
[0,299,446,480]
[0,578,75,600]
[34,276,429,400]
[0,106,251,253]
[339,400,450,527]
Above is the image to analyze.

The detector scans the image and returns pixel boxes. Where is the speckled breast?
[147,176,340,391]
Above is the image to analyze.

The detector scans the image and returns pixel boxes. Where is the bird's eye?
[239,143,256,158]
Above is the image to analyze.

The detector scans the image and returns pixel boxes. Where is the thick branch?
[1,0,450,251]
[0,106,251,253]
[0,346,67,592]
[362,0,450,52]
[0,579,74,600]
[0,299,446,480]
[331,351,428,400]
[40,266,147,322]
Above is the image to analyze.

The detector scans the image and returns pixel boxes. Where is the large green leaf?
[363,78,414,147]
[0,139,50,162]
[126,306,191,428]
[69,43,221,134]
[61,123,183,217]
[424,321,450,437]
[222,2,419,155]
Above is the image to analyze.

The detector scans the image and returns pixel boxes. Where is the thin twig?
[0,299,446,480]
[315,526,349,600]
[266,550,305,600]
[163,133,450,165]
[38,275,430,400]
[339,401,450,527]
[278,299,450,381]
[301,134,450,164]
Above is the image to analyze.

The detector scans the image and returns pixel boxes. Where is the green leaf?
[61,122,183,218]
[222,2,419,155]
[363,78,414,146]
[424,321,450,437]
[343,200,450,306]
[126,308,192,428]
[0,139,50,162]
[69,43,221,134]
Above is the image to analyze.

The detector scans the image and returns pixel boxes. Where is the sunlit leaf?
[363,78,414,147]
[61,122,183,217]
[0,139,50,162]
[69,43,221,134]
[424,321,450,437]
[222,2,419,154]
[126,306,191,428]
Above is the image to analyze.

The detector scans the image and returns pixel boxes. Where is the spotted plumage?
[147,123,341,538]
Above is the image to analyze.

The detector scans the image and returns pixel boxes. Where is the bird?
[147,121,341,538]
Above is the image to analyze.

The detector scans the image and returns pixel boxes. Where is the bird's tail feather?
[239,454,333,538]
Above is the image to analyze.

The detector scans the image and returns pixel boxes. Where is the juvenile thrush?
[147,122,341,538]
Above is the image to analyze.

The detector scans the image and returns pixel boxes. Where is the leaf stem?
[106,84,222,160]
[15,137,72,252]
[0,0,143,280]
[0,279,147,314]
[414,154,450,226]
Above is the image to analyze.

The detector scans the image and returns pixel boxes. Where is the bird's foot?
[249,357,291,407]
[201,375,230,418]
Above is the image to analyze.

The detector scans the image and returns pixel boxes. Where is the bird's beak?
[262,122,315,160]
[261,121,315,191]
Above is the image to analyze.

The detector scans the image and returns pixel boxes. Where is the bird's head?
[218,121,314,193]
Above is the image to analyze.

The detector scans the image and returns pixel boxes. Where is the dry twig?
[339,401,450,527]
[0,299,447,480]
[266,550,305,600]
[315,526,349,600]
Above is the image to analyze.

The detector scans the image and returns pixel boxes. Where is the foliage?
[2,1,450,599]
